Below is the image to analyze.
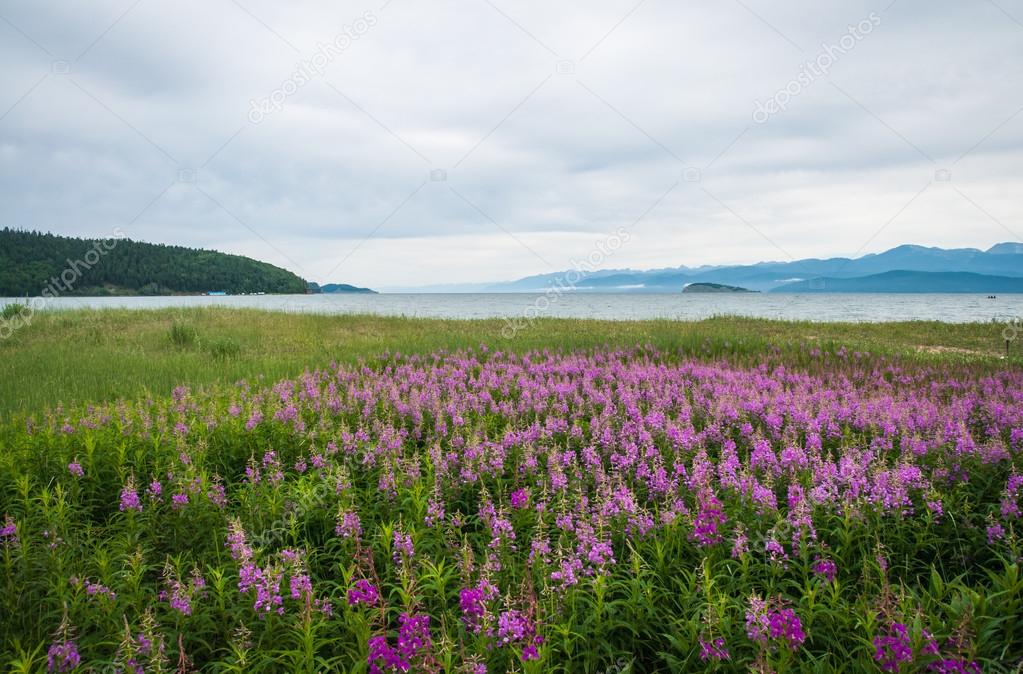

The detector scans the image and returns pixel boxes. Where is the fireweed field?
[2,324,1023,671]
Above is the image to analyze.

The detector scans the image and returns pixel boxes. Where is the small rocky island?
[682,282,756,293]
[307,282,377,294]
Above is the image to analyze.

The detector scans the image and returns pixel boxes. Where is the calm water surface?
[2,293,1022,322]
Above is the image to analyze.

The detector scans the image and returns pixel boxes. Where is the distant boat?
[204,291,228,296]
[988,295,997,299]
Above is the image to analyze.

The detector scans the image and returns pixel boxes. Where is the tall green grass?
[0,307,1018,419]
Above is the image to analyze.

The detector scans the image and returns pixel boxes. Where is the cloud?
[1,0,1021,287]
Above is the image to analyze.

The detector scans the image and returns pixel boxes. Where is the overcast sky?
[1,0,1021,287]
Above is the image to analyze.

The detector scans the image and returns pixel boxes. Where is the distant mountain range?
[778,270,1023,293]
[455,243,1023,294]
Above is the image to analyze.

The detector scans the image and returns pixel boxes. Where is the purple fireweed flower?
[460,587,487,632]
[690,489,727,547]
[289,573,313,601]
[67,462,84,477]
[765,538,788,564]
[206,483,227,508]
[368,635,406,673]
[336,511,362,540]
[347,579,379,607]
[245,411,263,431]
[424,498,445,527]
[225,518,252,562]
[1006,475,1023,492]
[496,609,543,662]
[929,658,982,674]
[812,557,838,582]
[392,529,414,565]
[767,608,806,649]
[550,556,583,590]
[745,597,770,644]
[166,586,191,615]
[699,636,730,661]
[368,612,433,672]
[1002,497,1022,520]
[171,493,189,510]
[168,592,191,616]
[747,597,804,650]
[731,527,749,558]
[119,480,142,512]
[46,640,80,673]
[509,487,530,509]
[135,632,153,655]
[459,581,498,633]
[261,451,284,484]
[0,515,16,546]
[397,612,432,660]
[79,578,117,601]
[251,565,284,616]
[874,623,913,672]
[25,346,1023,669]
[877,554,889,574]
[161,567,205,616]
[584,540,615,568]
[529,537,551,566]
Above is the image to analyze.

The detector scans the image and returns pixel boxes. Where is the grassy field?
[1,309,1022,672]
[0,307,1019,418]
[2,308,1023,672]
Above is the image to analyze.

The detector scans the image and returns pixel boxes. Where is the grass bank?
[0,307,1018,418]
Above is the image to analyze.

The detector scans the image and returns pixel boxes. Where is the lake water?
[2,293,1022,323]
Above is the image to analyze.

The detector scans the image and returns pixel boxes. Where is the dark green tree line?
[0,228,309,296]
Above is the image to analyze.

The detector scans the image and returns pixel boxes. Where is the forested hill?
[0,228,309,296]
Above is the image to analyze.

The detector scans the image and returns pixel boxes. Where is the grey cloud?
[1,0,1021,286]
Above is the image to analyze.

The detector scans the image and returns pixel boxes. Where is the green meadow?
[0,307,1018,419]
[1,308,1022,672]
